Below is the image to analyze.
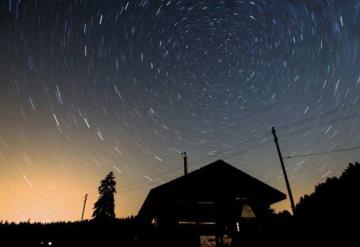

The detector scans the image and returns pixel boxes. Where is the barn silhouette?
[138,159,286,246]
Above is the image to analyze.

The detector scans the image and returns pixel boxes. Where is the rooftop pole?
[181,151,188,175]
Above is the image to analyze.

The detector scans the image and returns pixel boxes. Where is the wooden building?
[138,160,286,246]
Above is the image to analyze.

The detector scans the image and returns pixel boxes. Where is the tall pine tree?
[92,172,117,220]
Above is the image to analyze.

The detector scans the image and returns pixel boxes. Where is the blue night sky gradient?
[0,0,359,222]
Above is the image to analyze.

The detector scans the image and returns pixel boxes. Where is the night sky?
[0,0,359,222]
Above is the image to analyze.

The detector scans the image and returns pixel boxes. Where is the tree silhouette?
[294,162,360,243]
[92,172,117,220]
[295,161,360,219]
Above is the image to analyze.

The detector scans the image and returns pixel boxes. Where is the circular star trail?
[0,0,359,222]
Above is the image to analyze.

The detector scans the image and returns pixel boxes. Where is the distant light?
[178,221,197,225]
[48,242,52,246]
[236,222,240,232]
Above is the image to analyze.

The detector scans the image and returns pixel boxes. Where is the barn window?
[151,216,158,226]
[241,204,256,218]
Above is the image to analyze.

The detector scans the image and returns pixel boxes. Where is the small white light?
[236,222,240,232]
[48,241,52,246]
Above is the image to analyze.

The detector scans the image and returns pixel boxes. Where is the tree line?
[0,162,359,246]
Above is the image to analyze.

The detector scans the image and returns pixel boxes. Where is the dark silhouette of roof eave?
[153,160,285,196]
[138,160,286,217]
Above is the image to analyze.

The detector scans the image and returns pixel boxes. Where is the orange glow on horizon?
[0,145,347,223]
[0,152,141,223]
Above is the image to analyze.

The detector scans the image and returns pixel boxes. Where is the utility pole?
[271,127,296,214]
[81,193,88,221]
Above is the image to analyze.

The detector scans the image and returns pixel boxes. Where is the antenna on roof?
[181,151,188,176]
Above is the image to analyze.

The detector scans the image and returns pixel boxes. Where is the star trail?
[0,0,359,222]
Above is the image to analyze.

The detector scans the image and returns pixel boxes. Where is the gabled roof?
[138,160,286,217]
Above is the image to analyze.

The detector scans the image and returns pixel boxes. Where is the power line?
[277,102,360,132]
[108,103,355,194]
[92,102,360,197]
[221,139,273,162]
[116,135,270,192]
[117,138,271,194]
[114,102,360,194]
[285,145,360,159]
[118,138,274,194]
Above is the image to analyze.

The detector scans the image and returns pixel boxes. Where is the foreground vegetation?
[1,162,359,246]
